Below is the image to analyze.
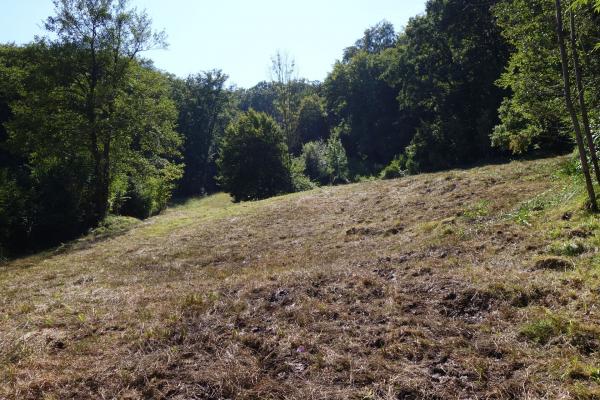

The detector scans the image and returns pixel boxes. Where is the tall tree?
[295,94,329,144]
[569,10,600,185]
[45,0,167,223]
[324,46,405,171]
[554,0,597,210]
[217,110,292,201]
[343,20,397,61]
[172,70,233,196]
[394,0,509,172]
[271,51,300,152]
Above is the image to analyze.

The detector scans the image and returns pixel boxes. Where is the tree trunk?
[569,10,600,185]
[555,0,597,211]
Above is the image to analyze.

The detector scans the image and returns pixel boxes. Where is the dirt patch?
[533,257,573,271]
[441,288,494,320]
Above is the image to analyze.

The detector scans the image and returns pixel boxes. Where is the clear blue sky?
[0,0,426,88]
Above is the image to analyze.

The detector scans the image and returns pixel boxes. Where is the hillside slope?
[2,156,600,399]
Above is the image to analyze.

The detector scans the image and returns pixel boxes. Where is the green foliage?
[394,0,510,172]
[572,0,600,13]
[343,20,397,61]
[298,134,350,186]
[301,140,330,185]
[325,129,350,184]
[491,98,547,154]
[324,45,406,170]
[380,155,406,180]
[43,0,169,222]
[0,2,182,255]
[521,315,568,345]
[217,110,293,202]
[492,0,570,155]
[492,0,600,155]
[0,169,27,257]
[110,64,183,217]
[295,94,328,144]
[171,71,233,196]
[290,157,316,192]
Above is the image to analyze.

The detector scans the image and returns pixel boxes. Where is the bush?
[217,110,293,202]
[291,157,316,192]
[380,155,406,180]
[325,130,350,184]
[301,140,329,185]
[118,162,182,219]
[299,133,350,186]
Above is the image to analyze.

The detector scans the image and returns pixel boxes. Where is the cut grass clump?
[180,292,219,316]
[510,197,550,226]
[549,241,587,257]
[568,362,600,382]
[533,257,573,271]
[461,200,491,221]
[521,315,600,353]
[521,315,568,345]
[90,215,141,239]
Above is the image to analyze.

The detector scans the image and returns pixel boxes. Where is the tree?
[238,81,278,116]
[301,140,330,185]
[554,0,597,210]
[569,8,600,184]
[109,64,183,218]
[492,0,600,156]
[0,2,182,255]
[172,70,233,196]
[325,128,349,184]
[271,51,300,152]
[492,0,573,154]
[324,48,405,171]
[393,0,510,172]
[295,94,328,144]
[45,0,167,223]
[343,20,397,61]
[217,110,292,202]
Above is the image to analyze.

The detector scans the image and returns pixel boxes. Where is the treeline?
[1,0,600,256]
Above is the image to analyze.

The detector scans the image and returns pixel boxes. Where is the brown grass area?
[2,156,600,399]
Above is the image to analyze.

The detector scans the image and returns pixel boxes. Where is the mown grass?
[2,155,600,399]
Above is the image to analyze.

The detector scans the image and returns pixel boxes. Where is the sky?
[0,0,427,88]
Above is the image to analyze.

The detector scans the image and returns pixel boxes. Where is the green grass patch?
[521,314,600,354]
[567,359,600,383]
[549,241,587,257]
[90,215,141,239]
[461,200,491,221]
[521,315,568,345]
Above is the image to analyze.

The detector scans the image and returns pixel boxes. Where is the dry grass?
[1,156,600,399]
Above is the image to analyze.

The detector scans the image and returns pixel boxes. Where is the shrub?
[291,157,316,192]
[300,134,350,186]
[380,155,406,180]
[301,140,329,184]
[217,110,293,202]
[325,129,349,184]
[117,161,183,219]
